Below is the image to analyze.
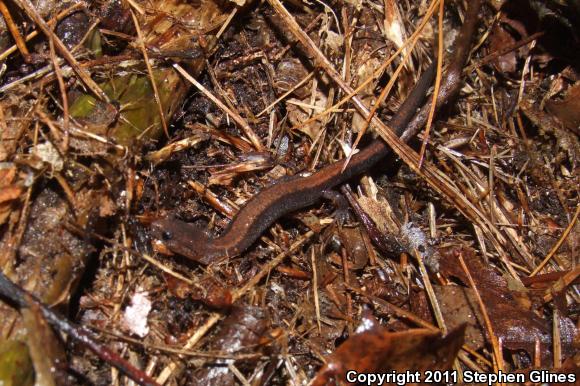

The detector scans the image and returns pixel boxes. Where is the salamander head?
[151,218,221,265]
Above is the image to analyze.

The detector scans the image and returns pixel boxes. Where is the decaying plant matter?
[0,0,578,385]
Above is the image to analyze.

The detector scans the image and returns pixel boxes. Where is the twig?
[216,8,237,40]
[418,0,445,167]
[131,10,169,139]
[95,327,267,360]
[188,180,237,218]
[552,308,561,368]
[273,13,325,61]
[469,31,544,71]
[125,0,144,15]
[311,248,321,333]
[350,285,438,330]
[0,272,160,386]
[543,265,580,303]
[140,253,195,286]
[48,31,69,151]
[414,248,447,334]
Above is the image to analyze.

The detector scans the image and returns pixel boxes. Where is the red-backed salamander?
[151,0,481,264]
[150,65,432,264]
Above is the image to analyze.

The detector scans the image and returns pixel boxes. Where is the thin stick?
[311,248,321,333]
[552,308,561,368]
[131,10,169,139]
[488,145,496,225]
[125,0,144,15]
[274,14,324,61]
[414,248,447,334]
[347,285,438,331]
[140,254,194,285]
[48,31,69,151]
[470,32,544,70]
[418,0,444,167]
[543,265,580,303]
[216,8,237,40]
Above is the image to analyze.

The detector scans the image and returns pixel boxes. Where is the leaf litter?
[0,0,578,385]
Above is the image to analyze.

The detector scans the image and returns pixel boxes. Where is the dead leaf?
[98,194,117,217]
[22,302,68,386]
[311,311,465,385]
[546,81,580,131]
[520,97,580,171]
[434,285,486,350]
[338,227,369,270]
[0,166,16,186]
[0,165,23,225]
[438,246,578,361]
[0,186,23,204]
[488,23,517,73]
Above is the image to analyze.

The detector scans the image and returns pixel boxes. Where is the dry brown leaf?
[0,186,23,204]
[0,166,23,225]
[0,166,16,186]
[546,81,580,131]
[438,246,578,361]
[488,23,517,73]
[311,311,465,385]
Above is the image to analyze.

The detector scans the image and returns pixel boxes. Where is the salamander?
[151,64,433,264]
[151,0,481,264]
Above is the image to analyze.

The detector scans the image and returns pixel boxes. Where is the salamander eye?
[161,230,173,240]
